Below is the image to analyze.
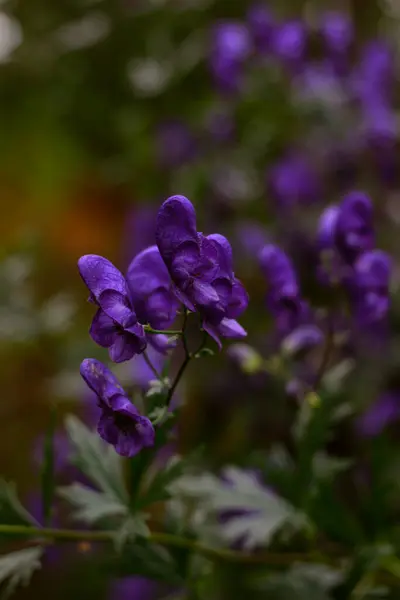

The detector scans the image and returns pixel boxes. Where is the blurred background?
[1,0,400,598]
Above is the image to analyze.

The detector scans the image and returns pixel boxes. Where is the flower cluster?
[78,196,248,456]
[317,191,391,323]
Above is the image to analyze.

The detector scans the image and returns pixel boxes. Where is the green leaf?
[65,416,128,503]
[171,467,294,549]
[0,547,43,599]
[253,562,343,600]
[114,514,150,551]
[0,481,39,527]
[58,483,128,524]
[40,406,57,526]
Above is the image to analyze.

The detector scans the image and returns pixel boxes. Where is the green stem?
[144,326,182,336]
[142,351,161,380]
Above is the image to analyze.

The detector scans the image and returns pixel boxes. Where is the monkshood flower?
[259,244,309,335]
[271,20,307,71]
[78,255,146,363]
[356,391,400,437]
[80,359,154,457]
[127,245,180,331]
[210,21,251,93]
[320,11,352,73]
[317,191,374,269]
[350,250,392,323]
[268,153,320,209]
[155,195,248,346]
[247,4,274,54]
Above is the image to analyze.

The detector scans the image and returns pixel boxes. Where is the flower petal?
[207,233,234,278]
[90,309,117,348]
[80,358,126,402]
[156,196,198,266]
[217,317,247,339]
[227,278,249,318]
[97,411,119,445]
[78,255,127,300]
[317,205,340,250]
[109,335,139,363]
[98,290,136,327]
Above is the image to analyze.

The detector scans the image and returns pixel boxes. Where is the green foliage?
[0,547,43,599]
[58,483,128,525]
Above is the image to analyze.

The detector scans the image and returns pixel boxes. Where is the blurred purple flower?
[268,153,320,208]
[272,20,307,71]
[281,324,324,357]
[247,4,275,54]
[235,220,269,259]
[259,244,310,335]
[352,40,394,108]
[109,577,177,600]
[318,191,374,266]
[156,195,248,347]
[155,120,197,168]
[210,21,251,93]
[356,392,400,437]
[351,250,392,323]
[320,11,352,72]
[80,359,154,457]
[127,245,180,330]
[78,255,147,363]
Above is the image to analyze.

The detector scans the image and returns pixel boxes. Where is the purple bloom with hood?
[80,359,154,457]
[127,245,180,331]
[210,21,251,93]
[78,255,147,363]
[268,153,320,208]
[247,4,275,54]
[318,191,374,267]
[351,250,392,323]
[259,244,309,334]
[155,195,248,347]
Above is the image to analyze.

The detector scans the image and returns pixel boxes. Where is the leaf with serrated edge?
[170,467,293,549]
[0,547,43,599]
[58,483,127,524]
[65,416,128,502]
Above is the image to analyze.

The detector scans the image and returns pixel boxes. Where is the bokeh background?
[2,0,400,598]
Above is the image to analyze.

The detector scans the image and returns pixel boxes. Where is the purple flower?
[320,12,352,68]
[281,324,324,357]
[351,250,391,323]
[247,4,274,54]
[78,255,146,363]
[155,195,248,347]
[356,392,400,437]
[318,191,374,266]
[268,153,320,208]
[127,245,180,330]
[211,22,251,93]
[80,359,154,457]
[352,40,394,108]
[272,20,307,71]
[259,244,309,334]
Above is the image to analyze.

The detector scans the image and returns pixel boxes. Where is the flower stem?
[143,351,161,380]
[144,326,182,336]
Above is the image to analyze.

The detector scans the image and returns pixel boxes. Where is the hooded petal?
[78,255,127,301]
[90,309,118,348]
[98,290,136,327]
[336,191,374,261]
[109,335,140,363]
[217,317,247,339]
[226,278,249,318]
[206,233,233,279]
[156,196,198,266]
[80,358,125,402]
[127,246,179,327]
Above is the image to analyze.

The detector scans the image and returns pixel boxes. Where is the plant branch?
[144,326,182,336]
[143,351,162,380]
